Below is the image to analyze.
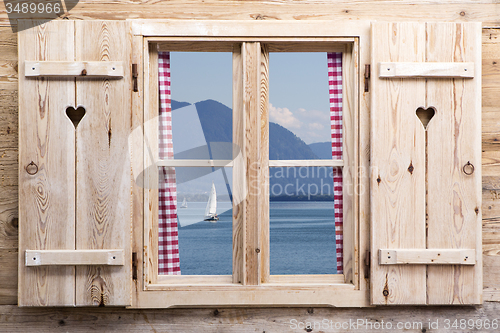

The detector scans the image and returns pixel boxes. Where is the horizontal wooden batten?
[156,159,233,167]
[378,249,476,265]
[378,62,474,78]
[269,159,343,167]
[133,20,370,38]
[25,61,124,78]
[25,250,124,266]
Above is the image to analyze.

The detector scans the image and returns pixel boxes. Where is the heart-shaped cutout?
[66,106,86,129]
[416,107,435,130]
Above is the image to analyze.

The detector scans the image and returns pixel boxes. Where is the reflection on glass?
[269,167,337,274]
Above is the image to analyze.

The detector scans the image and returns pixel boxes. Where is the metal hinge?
[364,64,371,92]
[132,252,138,280]
[364,250,371,279]
[132,64,138,92]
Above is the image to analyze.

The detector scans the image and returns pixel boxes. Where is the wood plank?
[242,42,261,286]
[9,302,500,332]
[342,43,357,286]
[143,42,159,287]
[134,20,371,38]
[232,43,244,285]
[4,3,500,25]
[0,249,17,305]
[0,186,17,251]
[358,25,370,292]
[18,20,76,307]
[74,21,132,307]
[483,245,500,290]
[379,249,475,265]
[268,160,343,167]
[25,61,124,77]
[130,34,144,303]
[0,27,17,61]
[370,22,427,305]
[259,44,269,284]
[426,22,482,305]
[378,62,474,78]
[26,250,124,266]
[134,289,369,308]
[0,61,18,87]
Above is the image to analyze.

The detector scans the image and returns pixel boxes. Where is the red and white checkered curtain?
[328,52,343,274]
[158,52,181,275]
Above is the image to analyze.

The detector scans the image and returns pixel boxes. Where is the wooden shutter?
[18,20,132,306]
[370,22,482,305]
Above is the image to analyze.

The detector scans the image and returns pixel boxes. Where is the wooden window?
[135,24,363,307]
[18,19,481,308]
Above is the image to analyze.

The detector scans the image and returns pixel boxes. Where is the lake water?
[176,201,337,275]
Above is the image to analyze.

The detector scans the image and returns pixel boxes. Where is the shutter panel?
[74,21,132,307]
[370,22,482,305]
[18,20,77,307]
[18,20,132,306]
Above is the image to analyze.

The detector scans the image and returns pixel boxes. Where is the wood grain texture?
[259,44,269,284]
[370,22,427,305]
[342,43,357,286]
[8,302,500,332]
[242,42,261,285]
[0,27,17,61]
[0,186,17,251]
[143,42,159,288]
[74,21,131,306]
[130,34,144,301]
[26,249,124,266]
[0,6,498,312]
[232,43,244,285]
[358,31,370,293]
[426,22,482,305]
[3,2,500,25]
[0,249,17,304]
[25,61,124,78]
[378,62,474,78]
[18,20,76,307]
[379,249,475,265]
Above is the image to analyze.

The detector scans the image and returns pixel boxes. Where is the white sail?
[204,182,218,221]
[181,197,187,208]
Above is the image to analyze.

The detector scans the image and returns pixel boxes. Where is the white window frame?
[131,20,371,308]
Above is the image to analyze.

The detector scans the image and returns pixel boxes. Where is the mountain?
[308,142,332,160]
[269,123,317,160]
[171,99,335,200]
[172,100,191,110]
[195,99,233,144]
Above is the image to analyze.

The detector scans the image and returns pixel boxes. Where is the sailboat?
[203,182,219,222]
[180,197,188,208]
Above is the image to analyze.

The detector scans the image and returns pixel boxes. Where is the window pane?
[269,167,338,275]
[157,51,234,276]
[268,53,332,160]
[170,52,233,160]
[176,167,233,275]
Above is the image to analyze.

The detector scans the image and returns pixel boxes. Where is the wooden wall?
[1,1,500,331]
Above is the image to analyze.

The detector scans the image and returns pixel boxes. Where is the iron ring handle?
[26,161,38,175]
[463,161,474,175]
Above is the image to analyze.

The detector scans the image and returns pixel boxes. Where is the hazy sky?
[170,52,331,144]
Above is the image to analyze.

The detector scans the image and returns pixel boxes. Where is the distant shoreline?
[178,195,335,203]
